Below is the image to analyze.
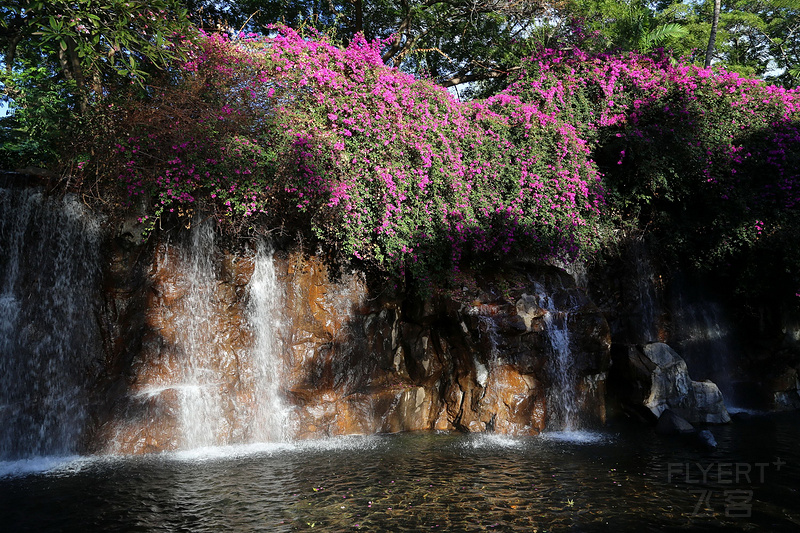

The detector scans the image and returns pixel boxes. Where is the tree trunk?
[65,38,89,115]
[353,0,363,34]
[704,0,721,68]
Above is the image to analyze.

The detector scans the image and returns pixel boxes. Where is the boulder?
[655,409,695,435]
[655,411,718,449]
[695,429,717,449]
[690,380,731,424]
[770,368,800,410]
[613,342,730,424]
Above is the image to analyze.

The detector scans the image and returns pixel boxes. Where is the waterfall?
[171,221,229,449]
[670,289,736,403]
[632,241,661,343]
[245,242,290,442]
[0,186,102,460]
[470,312,500,388]
[134,222,290,450]
[536,285,579,430]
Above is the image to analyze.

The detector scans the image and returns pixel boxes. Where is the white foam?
[163,435,384,462]
[133,384,213,398]
[1,434,391,477]
[0,455,90,478]
[170,441,296,462]
[463,434,525,449]
[539,430,611,444]
[294,434,384,452]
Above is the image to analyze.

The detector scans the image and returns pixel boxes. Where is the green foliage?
[2,0,193,88]
[0,65,78,168]
[183,0,554,91]
[567,0,800,88]
[590,60,800,304]
[569,0,690,53]
[0,0,195,170]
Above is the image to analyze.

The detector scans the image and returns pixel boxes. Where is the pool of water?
[2,413,799,532]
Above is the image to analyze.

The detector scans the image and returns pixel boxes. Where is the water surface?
[2,414,799,532]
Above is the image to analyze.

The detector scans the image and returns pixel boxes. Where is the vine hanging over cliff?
[92,26,798,303]
[108,27,604,285]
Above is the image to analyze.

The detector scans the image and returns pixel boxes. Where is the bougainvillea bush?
[111,27,604,284]
[501,47,799,303]
[105,27,799,300]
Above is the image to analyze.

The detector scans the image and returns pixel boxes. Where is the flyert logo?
[667,458,786,484]
[667,458,787,518]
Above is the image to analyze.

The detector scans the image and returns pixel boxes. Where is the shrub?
[110,28,604,285]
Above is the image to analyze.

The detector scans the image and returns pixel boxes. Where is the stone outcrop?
[274,260,611,438]
[771,368,800,410]
[655,410,718,449]
[609,342,730,424]
[90,232,612,453]
[655,409,695,435]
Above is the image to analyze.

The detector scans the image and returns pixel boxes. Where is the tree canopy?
[572,0,800,87]
[1,0,194,167]
[1,1,194,102]
[180,1,800,90]
[179,0,558,96]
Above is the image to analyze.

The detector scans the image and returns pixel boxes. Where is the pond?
[2,411,799,532]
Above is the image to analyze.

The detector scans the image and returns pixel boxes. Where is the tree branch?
[382,0,413,63]
[352,0,363,34]
[440,65,520,87]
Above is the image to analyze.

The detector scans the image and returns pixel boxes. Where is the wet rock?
[515,295,546,331]
[382,386,440,433]
[94,236,612,452]
[479,365,546,435]
[771,368,800,410]
[690,380,731,423]
[655,409,695,435]
[108,387,182,454]
[695,429,717,449]
[612,342,730,425]
[730,411,752,422]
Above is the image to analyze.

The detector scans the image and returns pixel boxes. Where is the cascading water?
[131,221,290,450]
[472,313,500,388]
[0,186,102,460]
[171,221,229,449]
[670,289,737,403]
[535,284,579,430]
[245,242,290,442]
[632,241,661,343]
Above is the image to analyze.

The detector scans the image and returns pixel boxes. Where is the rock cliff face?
[281,260,611,439]
[91,226,611,453]
[588,235,800,413]
[5,185,799,460]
